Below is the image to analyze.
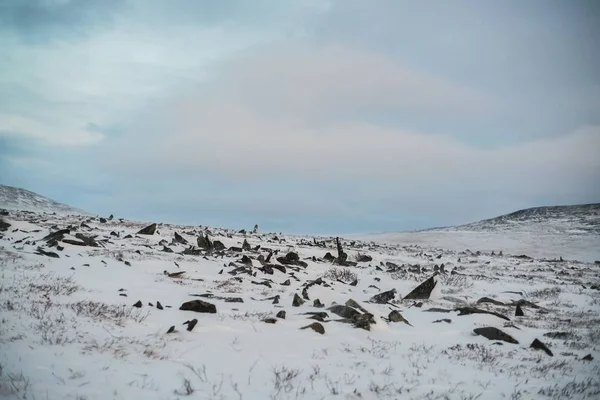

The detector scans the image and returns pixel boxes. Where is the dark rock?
[156,301,164,310]
[34,247,60,258]
[350,279,358,286]
[300,322,325,334]
[137,223,157,235]
[179,299,217,314]
[328,304,361,319]
[133,300,142,308]
[184,319,198,331]
[162,246,174,253]
[263,318,277,324]
[174,232,188,244]
[0,218,11,232]
[75,233,99,247]
[477,297,505,306]
[99,217,107,223]
[197,235,213,250]
[276,310,286,319]
[433,319,452,323]
[123,234,133,239]
[369,289,397,304]
[345,299,370,314]
[62,239,87,246]
[515,305,524,316]
[281,279,291,286]
[351,313,375,331]
[313,299,325,308]
[303,312,329,320]
[323,252,335,262]
[456,307,510,321]
[293,293,305,307]
[357,254,372,262]
[582,354,593,361]
[388,310,412,325]
[473,327,519,344]
[229,246,243,252]
[242,239,251,251]
[404,274,438,300]
[278,252,299,264]
[530,338,553,356]
[213,240,226,251]
[42,228,71,242]
[166,326,175,334]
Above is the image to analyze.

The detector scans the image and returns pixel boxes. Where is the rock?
[388,310,412,326]
[344,299,370,314]
[403,274,438,300]
[197,235,213,250]
[213,240,226,251]
[174,232,188,244]
[179,300,217,314]
[515,305,524,316]
[323,252,335,262]
[530,338,553,356]
[34,247,60,258]
[133,300,142,308]
[351,313,375,331]
[156,301,164,310]
[277,252,306,267]
[350,279,358,286]
[473,327,519,344]
[263,318,277,324]
[281,279,291,286]
[356,254,373,262]
[313,299,325,308]
[477,297,506,306]
[184,319,198,331]
[137,223,157,235]
[300,322,325,334]
[276,310,286,319]
[369,288,397,304]
[74,233,99,247]
[582,354,593,361]
[42,227,71,242]
[0,218,11,232]
[328,304,361,319]
[433,319,452,323]
[456,307,510,321]
[62,239,87,246]
[99,217,107,223]
[242,239,251,251]
[293,293,305,307]
[166,325,175,334]
[162,246,174,253]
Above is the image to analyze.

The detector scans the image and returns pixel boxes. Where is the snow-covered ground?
[0,185,89,216]
[1,209,599,400]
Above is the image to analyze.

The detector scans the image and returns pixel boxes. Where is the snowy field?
[1,209,599,400]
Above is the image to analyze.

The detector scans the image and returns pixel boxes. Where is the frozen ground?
[1,208,599,400]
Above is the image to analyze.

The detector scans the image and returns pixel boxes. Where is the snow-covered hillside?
[0,185,88,216]
[358,204,600,263]
[1,208,599,399]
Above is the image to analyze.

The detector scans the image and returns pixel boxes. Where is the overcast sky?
[1,0,599,234]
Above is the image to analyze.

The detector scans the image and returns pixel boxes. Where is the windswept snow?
[1,208,599,400]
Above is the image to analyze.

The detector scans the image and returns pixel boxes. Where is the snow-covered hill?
[358,204,600,263]
[1,208,599,400]
[0,184,89,216]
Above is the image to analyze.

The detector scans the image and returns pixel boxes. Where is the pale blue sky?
[1,0,599,234]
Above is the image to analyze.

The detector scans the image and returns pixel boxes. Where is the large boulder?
[179,299,217,314]
[137,223,157,235]
[473,327,518,344]
[403,274,438,300]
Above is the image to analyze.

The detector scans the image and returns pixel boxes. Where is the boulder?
[300,322,325,335]
[403,274,438,300]
[137,223,157,235]
[473,327,519,344]
[179,299,217,314]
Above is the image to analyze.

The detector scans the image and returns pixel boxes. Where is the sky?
[1,0,599,234]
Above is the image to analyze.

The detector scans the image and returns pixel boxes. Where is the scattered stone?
[156,301,164,310]
[263,318,277,324]
[276,310,286,319]
[213,240,227,251]
[277,252,307,267]
[323,252,335,262]
[433,319,452,324]
[473,327,519,344]
[0,219,11,232]
[184,319,198,331]
[166,326,175,334]
[137,223,157,235]
[530,338,553,356]
[350,279,358,286]
[582,354,593,361]
[179,299,217,314]
[404,274,437,300]
[174,232,188,244]
[313,299,325,308]
[515,305,524,316]
[300,322,325,334]
[345,299,371,314]
[62,239,87,246]
[74,233,99,247]
[356,254,372,262]
[133,300,142,308]
[281,279,291,286]
[388,310,412,326]
[369,288,397,304]
[42,228,71,242]
[293,293,305,307]
[100,217,107,223]
[197,235,213,250]
[242,239,251,251]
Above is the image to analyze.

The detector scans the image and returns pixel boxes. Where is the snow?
[1,209,599,400]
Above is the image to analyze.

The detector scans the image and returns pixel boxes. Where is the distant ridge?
[0,184,89,215]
